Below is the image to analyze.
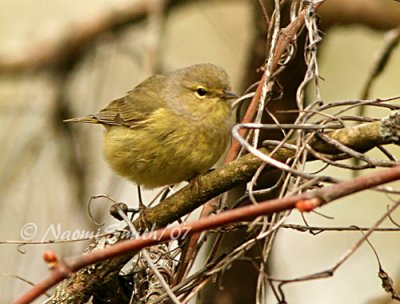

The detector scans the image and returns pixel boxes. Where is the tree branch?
[20,110,400,303]
[15,162,400,304]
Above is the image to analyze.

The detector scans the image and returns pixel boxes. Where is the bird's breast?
[102,104,233,188]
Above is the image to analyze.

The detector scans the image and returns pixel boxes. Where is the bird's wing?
[94,74,167,127]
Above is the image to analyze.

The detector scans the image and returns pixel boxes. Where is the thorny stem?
[14,165,400,304]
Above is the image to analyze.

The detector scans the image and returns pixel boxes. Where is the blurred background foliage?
[1,0,400,303]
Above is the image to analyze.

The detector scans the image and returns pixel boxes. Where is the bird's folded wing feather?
[94,74,167,127]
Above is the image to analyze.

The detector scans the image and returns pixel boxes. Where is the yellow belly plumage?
[103,107,232,188]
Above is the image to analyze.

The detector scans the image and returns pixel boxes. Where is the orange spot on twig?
[43,250,58,269]
[295,197,321,212]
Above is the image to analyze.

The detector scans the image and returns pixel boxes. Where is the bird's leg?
[159,186,172,202]
[187,168,215,191]
[205,168,215,174]
[136,185,152,230]
[137,185,145,209]
[187,174,203,193]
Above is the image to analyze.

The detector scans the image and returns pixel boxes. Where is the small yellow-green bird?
[65,63,236,188]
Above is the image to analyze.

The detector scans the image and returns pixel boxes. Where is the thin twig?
[116,208,180,304]
[14,165,400,304]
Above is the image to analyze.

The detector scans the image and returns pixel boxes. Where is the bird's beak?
[222,90,239,100]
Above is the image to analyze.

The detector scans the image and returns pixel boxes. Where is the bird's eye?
[195,87,207,99]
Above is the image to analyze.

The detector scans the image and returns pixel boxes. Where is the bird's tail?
[63,115,99,124]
